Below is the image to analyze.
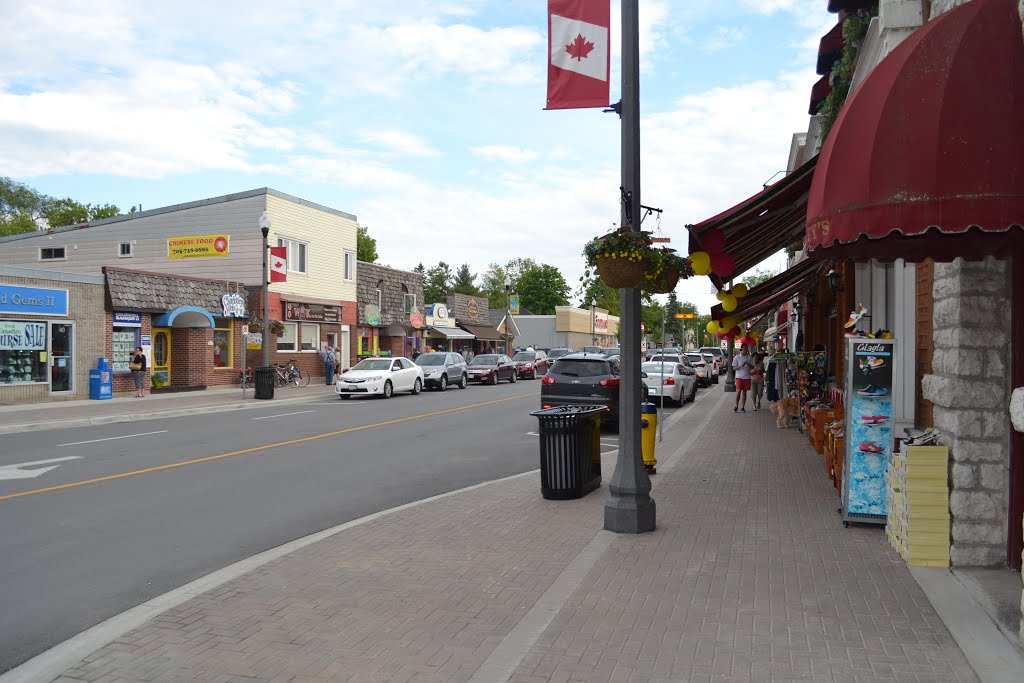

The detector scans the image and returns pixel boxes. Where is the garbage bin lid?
[530,405,607,417]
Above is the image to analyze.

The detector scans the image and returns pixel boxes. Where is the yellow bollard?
[641,401,657,473]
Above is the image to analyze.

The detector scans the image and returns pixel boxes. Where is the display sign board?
[843,338,896,525]
[0,285,69,317]
[167,234,230,259]
[221,294,246,317]
[508,294,520,315]
[285,302,340,323]
[113,311,142,326]
[0,320,47,350]
[594,310,609,331]
[364,304,382,326]
[245,333,263,350]
[409,311,424,329]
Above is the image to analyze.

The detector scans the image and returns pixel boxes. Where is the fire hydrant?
[640,401,657,474]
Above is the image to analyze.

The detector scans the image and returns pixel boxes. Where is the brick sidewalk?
[42,391,976,682]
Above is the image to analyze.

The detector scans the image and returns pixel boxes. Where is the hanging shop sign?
[245,332,263,350]
[364,304,382,326]
[285,302,340,323]
[508,294,520,315]
[112,311,142,327]
[409,311,424,329]
[221,294,247,317]
[467,299,479,319]
[0,285,69,317]
[0,320,47,350]
[843,338,896,526]
[167,234,230,259]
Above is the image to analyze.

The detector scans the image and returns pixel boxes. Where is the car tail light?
[599,378,619,387]
[542,375,556,385]
[543,404,553,408]
[664,376,675,385]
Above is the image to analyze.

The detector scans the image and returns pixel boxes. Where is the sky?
[1,0,834,313]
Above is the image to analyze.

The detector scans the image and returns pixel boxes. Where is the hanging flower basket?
[641,249,693,294]
[247,320,262,333]
[268,320,286,336]
[582,229,654,290]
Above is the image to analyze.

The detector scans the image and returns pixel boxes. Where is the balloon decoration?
[701,229,726,254]
[715,332,726,339]
[710,252,735,278]
[688,229,731,279]
[721,294,737,312]
[706,320,720,334]
[731,283,748,298]
[689,251,712,276]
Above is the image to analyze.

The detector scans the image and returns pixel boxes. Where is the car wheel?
[382,380,393,398]
[459,374,468,389]
[509,372,517,383]
[412,378,422,395]
[689,382,698,403]
[439,374,448,392]
[530,369,537,380]
[339,394,350,400]
[489,372,498,385]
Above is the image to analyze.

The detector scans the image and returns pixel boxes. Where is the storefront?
[0,267,107,404]
[355,261,425,360]
[514,306,620,351]
[422,303,476,355]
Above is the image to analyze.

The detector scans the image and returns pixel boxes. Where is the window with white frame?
[300,323,320,352]
[277,237,308,274]
[277,322,298,352]
[40,247,66,260]
[118,242,132,257]
[344,251,355,281]
[404,293,416,314]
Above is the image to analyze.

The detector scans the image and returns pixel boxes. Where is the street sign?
[675,313,696,319]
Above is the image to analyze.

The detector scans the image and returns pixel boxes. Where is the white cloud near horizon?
[469,145,540,164]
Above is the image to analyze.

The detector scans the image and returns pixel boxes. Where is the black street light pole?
[604,0,655,534]
[504,276,511,356]
[591,300,597,346]
[259,212,272,368]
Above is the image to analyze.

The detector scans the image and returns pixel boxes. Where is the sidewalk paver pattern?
[48,392,976,682]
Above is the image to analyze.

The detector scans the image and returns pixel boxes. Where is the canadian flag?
[269,246,287,283]
[546,0,610,110]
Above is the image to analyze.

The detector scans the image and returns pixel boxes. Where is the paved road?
[0,380,688,673]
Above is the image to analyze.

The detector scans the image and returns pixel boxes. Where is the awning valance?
[688,154,817,288]
[809,74,831,116]
[710,259,822,323]
[806,0,1024,262]
[816,21,844,76]
[429,325,475,339]
[457,323,501,341]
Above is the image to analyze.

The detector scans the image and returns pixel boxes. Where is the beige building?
[515,306,619,351]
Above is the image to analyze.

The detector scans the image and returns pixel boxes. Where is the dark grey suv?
[415,352,468,391]
[541,353,649,426]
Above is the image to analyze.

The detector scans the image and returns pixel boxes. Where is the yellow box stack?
[886,445,949,567]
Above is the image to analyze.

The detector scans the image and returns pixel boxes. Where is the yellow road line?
[0,392,537,503]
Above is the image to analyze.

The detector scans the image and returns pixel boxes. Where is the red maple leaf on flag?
[565,33,595,61]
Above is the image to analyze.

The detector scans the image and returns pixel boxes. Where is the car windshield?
[642,362,676,373]
[581,347,602,354]
[685,354,704,363]
[512,352,536,361]
[471,355,498,365]
[603,348,620,356]
[352,359,392,371]
[548,349,571,358]
[550,359,610,377]
[650,355,680,363]
[416,354,446,366]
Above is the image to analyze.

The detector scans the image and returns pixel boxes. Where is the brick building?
[355,262,425,359]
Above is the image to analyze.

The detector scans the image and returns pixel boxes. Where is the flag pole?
[604,0,655,534]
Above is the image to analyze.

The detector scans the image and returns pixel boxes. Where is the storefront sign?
[0,285,68,317]
[0,321,47,350]
[221,293,247,317]
[364,304,381,326]
[467,299,479,318]
[409,311,424,329]
[167,234,230,259]
[285,302,340,322]
[141,334,152,346]
[113,311,142,327]
[508,294,520,315]
[594,310,609,331]
[245,332,263,350]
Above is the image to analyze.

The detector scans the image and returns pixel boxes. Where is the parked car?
[541,353,650,426]
[645,347,678,361]
[547,347,573,360]
[702,352,721,383]
[580,345,604,355]
[642,359,698,405]
[336,357,424,399]
[512,350,550,379]
[699,346,727,375]
[466,354,517,384]
[602,347,621,357]
[415,352,468,391]
[684,352,713,387]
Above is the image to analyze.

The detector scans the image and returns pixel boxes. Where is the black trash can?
[530,405,604,499]
[254,366,276,400]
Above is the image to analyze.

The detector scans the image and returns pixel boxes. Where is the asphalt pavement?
[4,379,644,673]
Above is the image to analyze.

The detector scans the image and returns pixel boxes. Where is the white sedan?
[336,357,424,399]
[641,360,698,406]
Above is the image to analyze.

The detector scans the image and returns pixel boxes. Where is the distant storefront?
[422,303,476,355]
[448,293,501,355]
[356,261,425,359]
[514,306,619,351]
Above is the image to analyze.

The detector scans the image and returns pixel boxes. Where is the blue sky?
[1,0,834,312]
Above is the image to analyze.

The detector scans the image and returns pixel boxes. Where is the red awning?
[710,258,823,323]
[816,21,844,75]
[688,154,817,289]
[828,0,874,12]
[809,73,831,116]
[806,0,1024,262]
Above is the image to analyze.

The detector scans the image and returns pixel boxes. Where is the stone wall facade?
[922,257,1012,566]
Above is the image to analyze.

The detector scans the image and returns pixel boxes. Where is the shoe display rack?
[885,444,950,567]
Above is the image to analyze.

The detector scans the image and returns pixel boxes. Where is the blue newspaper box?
[89,359,112,400]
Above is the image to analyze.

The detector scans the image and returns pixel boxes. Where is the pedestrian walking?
[130,346,147,398]
[324,346,336,385]
[334,347,343,376]
[750,352,765,410]
[732,343,752,412]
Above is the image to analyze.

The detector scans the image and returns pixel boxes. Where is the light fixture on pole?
[826,268,840,293]
[591,299,597,346]
[504,276,511,356]
[259,211,272,367]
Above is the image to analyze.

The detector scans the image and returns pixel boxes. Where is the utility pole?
[604,0,655,534]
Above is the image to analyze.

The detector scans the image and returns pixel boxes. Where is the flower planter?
[646,266,680,294]
[595,256,645,289]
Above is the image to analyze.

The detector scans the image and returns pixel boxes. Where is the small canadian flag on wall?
[269,246,287,283]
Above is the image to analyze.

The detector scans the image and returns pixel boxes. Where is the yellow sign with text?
[675,313,696,319]
[167,234,230,259]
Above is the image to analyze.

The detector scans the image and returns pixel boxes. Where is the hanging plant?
[268,320,286,336]
[247,320,262,333]
[581,228,655,290]
[642,249,693,294]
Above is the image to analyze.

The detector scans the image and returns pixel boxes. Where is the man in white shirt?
[732,343,752,412]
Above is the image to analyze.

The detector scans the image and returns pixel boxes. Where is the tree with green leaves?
[517,264,570,315]
[423,262,453,304]
[579,278,620,317]
[450,263,479,295]
[479,263,508,310]
[40,198,120,229]
[1,177,48,236]
[356,225,379,263]
[740,268,776,291]
[641,295,665,343]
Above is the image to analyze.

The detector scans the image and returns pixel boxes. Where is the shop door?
[152,328,172,388]
[341,328,351,370]
[50,322,74,394]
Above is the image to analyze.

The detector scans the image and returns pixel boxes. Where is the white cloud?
[358,129,441,157]
[702,26,750,54]
[469,145,539,164]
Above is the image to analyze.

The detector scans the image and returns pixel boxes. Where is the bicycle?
[274,360,310,388]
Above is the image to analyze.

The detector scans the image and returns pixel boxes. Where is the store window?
[277,237,308,274]
[300,323,319,352]
[112,326,140,373]
[40,247,65,261]
[278,322,297,352]
[0,320,48,384]
[359,327,377,356]
[213,317,233,368]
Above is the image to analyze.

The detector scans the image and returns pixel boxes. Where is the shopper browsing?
[750,352,765,410]
[732,343,752,412]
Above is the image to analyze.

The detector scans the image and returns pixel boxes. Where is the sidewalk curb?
[0,393,331,436]
[0,469,540,683]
